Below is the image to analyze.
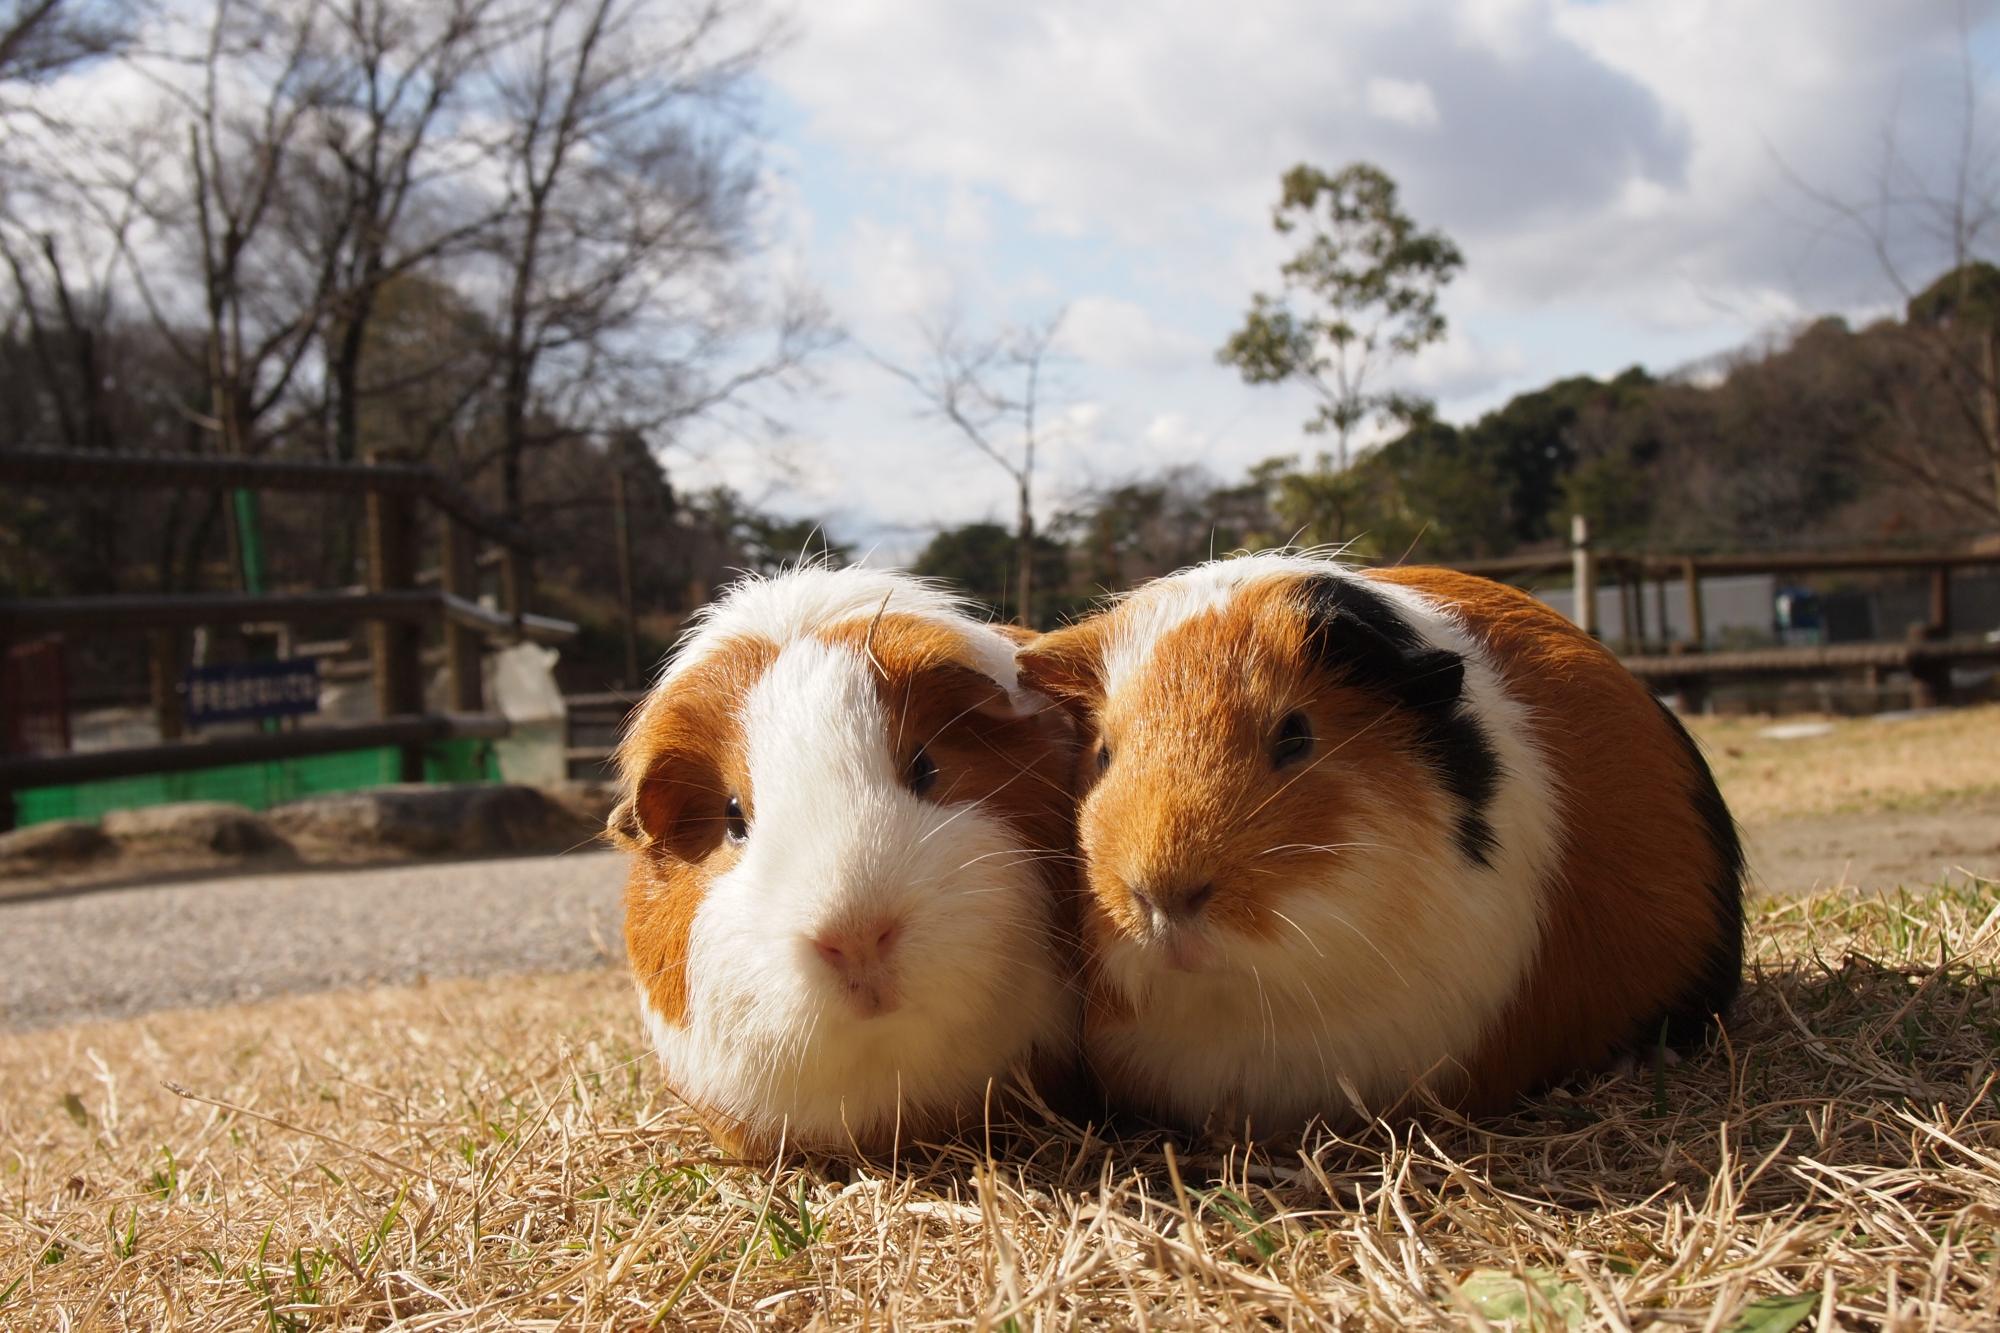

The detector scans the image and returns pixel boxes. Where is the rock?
[100,802,287,858]
[268,784,599,858]
[460,784,599,855]
[546,780,619,838]
[267,788,450,856]
[0,819,115,869]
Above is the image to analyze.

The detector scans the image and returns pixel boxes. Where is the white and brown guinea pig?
[610,565,1078,1155]
[1017,552,1744,1132]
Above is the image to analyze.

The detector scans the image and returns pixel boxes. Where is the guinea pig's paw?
[1603,1045,1683,1082]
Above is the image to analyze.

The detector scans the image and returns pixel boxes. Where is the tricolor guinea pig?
[1016,553,1743,1132]
[610,566,1080,1155]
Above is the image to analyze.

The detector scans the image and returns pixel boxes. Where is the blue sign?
[184,658,322,727]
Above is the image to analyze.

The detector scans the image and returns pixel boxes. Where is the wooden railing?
[0,449,579,827]
[1457,521,2000,708]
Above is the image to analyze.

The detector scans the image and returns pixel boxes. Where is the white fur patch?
[628,570,1073,1149]
[1086,553,1566,1127]
[1098,552,1379,701]
[661,563,1026,705]
[617,563,1040,817]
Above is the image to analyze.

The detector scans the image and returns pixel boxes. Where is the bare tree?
[877,307,1066,626]
[472,0,814,522]
[300,0,505,465]
[1787,18,2000,523]
[0,0,132,86]
[100,0,345,459]
[2,1,141,246]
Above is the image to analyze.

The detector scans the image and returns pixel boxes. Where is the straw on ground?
[1,870,1996,1328]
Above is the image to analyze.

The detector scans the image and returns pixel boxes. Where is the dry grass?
[2,874,1997,1329]
[1688,704,2000,825]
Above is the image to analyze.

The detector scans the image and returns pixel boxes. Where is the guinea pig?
[1015,552,1743,1133]
[609,565,1080,1155]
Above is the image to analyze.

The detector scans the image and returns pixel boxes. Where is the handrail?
[0,448,534,551]
[1446,545,2000,580]
[0,713,511,787]
[0,590,578,644]
[0,590,437,633]
[438,594,579,647]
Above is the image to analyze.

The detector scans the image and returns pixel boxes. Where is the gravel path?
[5,800,1989,1036]
[0,851,627,1032]
[1741,797,2000,897]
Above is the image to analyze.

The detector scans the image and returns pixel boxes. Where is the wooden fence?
[0,449,578,829]
[1459,520,2000,708]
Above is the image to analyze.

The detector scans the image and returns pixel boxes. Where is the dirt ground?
[1687,704,2000,895]
[1741,792,2000,895]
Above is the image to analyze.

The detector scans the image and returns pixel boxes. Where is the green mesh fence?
[12,739,500,826]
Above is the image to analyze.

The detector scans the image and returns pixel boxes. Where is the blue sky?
[678,0,2000,559]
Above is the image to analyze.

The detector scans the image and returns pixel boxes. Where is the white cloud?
[1363,77,1441,131]
[1060,296,1206,372]
[744,0,2000,548]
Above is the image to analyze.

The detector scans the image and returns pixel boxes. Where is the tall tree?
[1219,163,1463,473]
[913,520,1069,626]
[1786,22,2000,524]
[103,0,344,460]
[877,307,1065,626]
[0,0,132,87]
[474,0,811,523]
[300,0,503,467]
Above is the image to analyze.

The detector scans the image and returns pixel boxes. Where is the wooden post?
[1929,565,1952,638]
[1682,557,1706,651]
[1619,565,1640,649]
[1908,623,1953,708]
[0,624,12,832]
[500,547,533,635]
[1909,566,1955,707]
[366,459,425,782]
[440,513,484,714]
[149,628,184,742]
[613,465,639,689]
[1630,568,1648,650]
[1569,515,1595,637]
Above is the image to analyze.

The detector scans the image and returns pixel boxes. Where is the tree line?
[1,0,823,686]
[918,264,2000,627]
[6,0,1999,678]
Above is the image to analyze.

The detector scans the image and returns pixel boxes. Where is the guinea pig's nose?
[810,917,901,977]
[1130,881,1216,928]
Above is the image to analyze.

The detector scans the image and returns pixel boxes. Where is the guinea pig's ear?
[1299,575,1465,712]
[605,793,646,850]
[1015,617,1108,708]
[620,746,737,862]
[610,689,740,859]
[913,660,1029,722]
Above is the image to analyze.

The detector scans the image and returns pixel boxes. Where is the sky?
[671,0,2000,561]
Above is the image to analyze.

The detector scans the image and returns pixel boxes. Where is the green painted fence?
[13,739,500,825]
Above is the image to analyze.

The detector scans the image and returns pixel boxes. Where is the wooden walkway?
[1623,635,2000,679]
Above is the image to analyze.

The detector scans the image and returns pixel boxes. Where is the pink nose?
[810,918,901,979]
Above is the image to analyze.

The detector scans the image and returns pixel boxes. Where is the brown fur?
[1046,580,1449,948]
[618,636,777,1026]
[1023,564,1742,1123]
[619,615,1080,1126]
[815,616,1078,887]
[1025,580,1469,1118]
[1370,566,1738,1109]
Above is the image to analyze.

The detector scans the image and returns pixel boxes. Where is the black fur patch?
[1297,575,1502,865]
[1644,700,1746,1047]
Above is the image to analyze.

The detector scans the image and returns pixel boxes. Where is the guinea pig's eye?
[1272,711,1314,769]
[724,794,749,845]
[907,748,938,797]
[1095,741,1112,773]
